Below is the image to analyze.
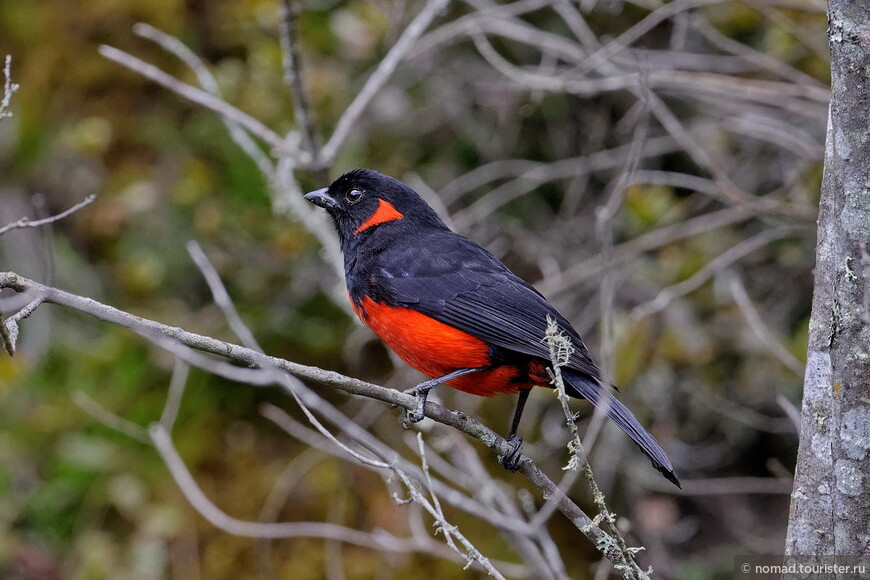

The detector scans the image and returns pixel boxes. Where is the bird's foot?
[498,434,524,472]
[400,381,434,428]
[399,368,484,430]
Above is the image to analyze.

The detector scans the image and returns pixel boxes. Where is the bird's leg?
[498,388,531,472]
[401,367,485,428]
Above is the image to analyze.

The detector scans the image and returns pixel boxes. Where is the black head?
[305,169,448,249]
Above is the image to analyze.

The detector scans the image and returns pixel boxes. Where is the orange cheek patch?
[354,198,404,235]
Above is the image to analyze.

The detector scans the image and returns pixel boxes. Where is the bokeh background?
[1,0,828,578]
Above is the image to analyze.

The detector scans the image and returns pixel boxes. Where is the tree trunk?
[784,0,870,563]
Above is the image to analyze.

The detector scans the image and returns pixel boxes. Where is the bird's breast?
[351,295,536,396]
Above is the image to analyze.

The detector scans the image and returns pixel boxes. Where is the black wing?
[375,230,680,487]
[373,230,602,380]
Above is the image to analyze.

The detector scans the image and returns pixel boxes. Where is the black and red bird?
[306,169,680,487]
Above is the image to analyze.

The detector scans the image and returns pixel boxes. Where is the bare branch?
[544,317,649,580]
[319,0,450,165]
[574,0,737,76]
[149,422,418,547]
[279,0,321,164]
[98,45,300,161]
[776,394,802,433]
[630,228,799,320]
[186,241,262,352]
[448,137,681,229]
[132,23,276,180]
[0,270,630,568]
[261,401,507,576]
[126,24,346,302]
[539,204,760,298]
[159,357,190,433]
[0,194,96,237]
[72,391,151,443]
[1,290,46,356]
[728,272,805,376]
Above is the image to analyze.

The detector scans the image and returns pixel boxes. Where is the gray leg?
[498,389,531,471]
[401,367,485,428]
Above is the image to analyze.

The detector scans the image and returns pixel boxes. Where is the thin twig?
[72,391,151,443]
[390,450,506,578]
[187,241,262,352]
[631,228,798,320]
[123,24,345,310]
[416,432,460,556]
[539,204,760,298]
[279,0,321,164]
[728,272,804,376]
[159,357,190,433]
[319,0,450,164]
[149,422,417,546]
[99,45,300,161]
[1,291,46,356]
[262,400,504,576]
[0,194,96,237]
[132,23,276,180]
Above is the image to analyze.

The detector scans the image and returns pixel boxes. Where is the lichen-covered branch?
[545,316,650,579]
[1,54,19,119]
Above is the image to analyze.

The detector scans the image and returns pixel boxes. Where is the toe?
[498,435,524,472]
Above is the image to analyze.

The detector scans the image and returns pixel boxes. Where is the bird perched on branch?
[306,169,680,487]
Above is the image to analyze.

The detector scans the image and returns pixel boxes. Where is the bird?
[305,168,680,487]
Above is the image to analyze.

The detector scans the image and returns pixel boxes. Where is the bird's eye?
[346,189,363,203]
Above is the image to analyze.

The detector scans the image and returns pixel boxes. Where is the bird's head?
[305,169,448,249]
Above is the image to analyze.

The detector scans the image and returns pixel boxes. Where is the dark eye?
[346,189,363,203]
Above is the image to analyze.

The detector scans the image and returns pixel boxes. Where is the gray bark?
[784,0,870,564]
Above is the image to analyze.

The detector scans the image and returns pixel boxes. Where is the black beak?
[304,188,337,210]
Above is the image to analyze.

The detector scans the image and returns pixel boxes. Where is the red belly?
[351,295,532,396]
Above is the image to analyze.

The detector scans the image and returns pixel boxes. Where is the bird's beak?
[304,188,337,210]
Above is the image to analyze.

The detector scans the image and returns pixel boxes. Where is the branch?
[630,228,799,320]
[545,317,649,579]
[122,24,346,299]
[727,272,805,376]
[318,0,450,165]
[186,241,262,352]
[0,270,625,567]
[0,194,96,237]
[149,422,417,548]
[98,45,300,162]
[131,23,277,180]
[1,54,19,119]
[279,0,322,164]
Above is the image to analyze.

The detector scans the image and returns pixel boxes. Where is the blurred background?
[0,0,828,578]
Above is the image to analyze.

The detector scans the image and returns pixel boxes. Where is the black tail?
[562,369,681,488]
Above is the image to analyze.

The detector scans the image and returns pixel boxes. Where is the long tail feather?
[562,369,681,488]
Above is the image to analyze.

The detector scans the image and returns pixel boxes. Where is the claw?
[401,385,429,429]
[498,434,524,472]
[401,407,425,429]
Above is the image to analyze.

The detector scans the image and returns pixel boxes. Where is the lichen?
[834,459,864,497]
[812,432,833,463]
[840,406,870,461]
